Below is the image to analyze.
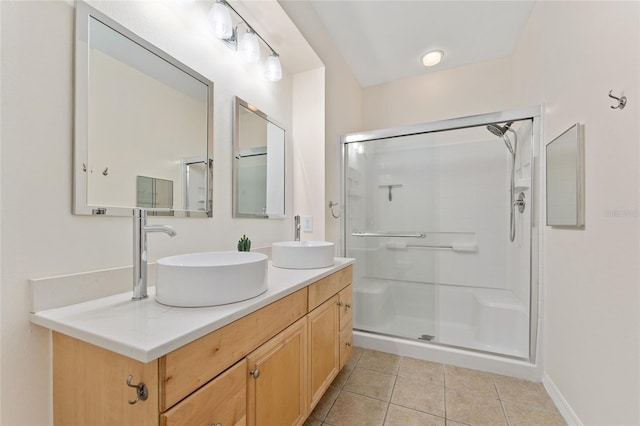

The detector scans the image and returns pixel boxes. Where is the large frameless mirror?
[546,123,585,227]
[74,1,213,217]
[232,97,285,219]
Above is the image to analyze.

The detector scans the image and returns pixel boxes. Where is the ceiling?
[307,0,536,87]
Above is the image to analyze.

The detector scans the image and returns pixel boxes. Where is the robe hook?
[608,90,627,110]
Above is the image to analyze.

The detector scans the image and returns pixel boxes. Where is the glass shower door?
[343,119,533,358]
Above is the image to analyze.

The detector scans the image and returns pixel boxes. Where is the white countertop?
[30,258,354,363]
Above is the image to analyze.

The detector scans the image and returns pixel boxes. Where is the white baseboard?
[543,373,583,426]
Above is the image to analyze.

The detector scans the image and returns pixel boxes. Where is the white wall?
[279,0,363,247]
[353,1,640,424]
[362,56,516,130]
[292,68,326,240]
[512,2,640,424]
[0,1,318,424]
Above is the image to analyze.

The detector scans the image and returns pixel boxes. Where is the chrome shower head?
[487,122,515,156]
[486,121,513,138]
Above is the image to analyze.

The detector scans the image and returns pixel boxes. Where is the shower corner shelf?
[514,179,530,191]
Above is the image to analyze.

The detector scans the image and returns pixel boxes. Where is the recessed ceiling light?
[421,50,444,67]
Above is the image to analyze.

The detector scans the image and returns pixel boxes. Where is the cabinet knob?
[345,303,352,309]
[125,375,148,405]
[250,369,260,379]
[337,301,343,307]
[345,342,352,347]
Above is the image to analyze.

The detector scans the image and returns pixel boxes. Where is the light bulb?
[264,54,282,81]
[239,29,260,63]
[208,1,232,40]
[421,50,443,67]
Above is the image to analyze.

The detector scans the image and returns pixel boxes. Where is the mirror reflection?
[233,97,286,218]
[74,2,213,217]
[546,123,584,226]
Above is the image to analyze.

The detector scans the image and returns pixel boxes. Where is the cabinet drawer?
[161,360,246,426]
[308,266,352,311]
[159,288,307,411]
[339,321,353,370]
[338,284,353,328]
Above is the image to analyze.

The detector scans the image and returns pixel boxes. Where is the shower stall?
[341,108,541,365]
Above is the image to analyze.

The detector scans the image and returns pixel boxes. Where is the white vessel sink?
[272,241,335,269]
[155,251,268,307]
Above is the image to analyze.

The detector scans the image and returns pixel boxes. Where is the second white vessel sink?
[155,251,268,307]
[272,241,335,269]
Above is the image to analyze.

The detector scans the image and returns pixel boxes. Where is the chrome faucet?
[132,209,176,301]
[294,215,301,241]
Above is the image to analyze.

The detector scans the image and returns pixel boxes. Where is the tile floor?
[304,347,566,426]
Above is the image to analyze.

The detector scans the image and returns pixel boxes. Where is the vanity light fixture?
[209,0,282,81]
[264,53,282,81]
[209,0,233,39]
[239,28,260,63]
[421,50,444,67]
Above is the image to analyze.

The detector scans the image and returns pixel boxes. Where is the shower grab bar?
[385,241,477,252]
[406,245,452,250]
[352,232,426,238]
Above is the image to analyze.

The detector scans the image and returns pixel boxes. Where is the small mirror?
[546,123,585,227]
[74,2,213,217]
[233,97,286,218]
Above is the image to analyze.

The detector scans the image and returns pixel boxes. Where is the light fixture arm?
[217,0,279,57]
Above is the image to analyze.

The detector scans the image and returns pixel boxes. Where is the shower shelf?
[514,178,530,190]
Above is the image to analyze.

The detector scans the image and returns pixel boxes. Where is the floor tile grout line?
[381,364,401,425]
[443,363,448,421]
[490,372,512,426]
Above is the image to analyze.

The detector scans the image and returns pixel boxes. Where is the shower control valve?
[513,192,526,213]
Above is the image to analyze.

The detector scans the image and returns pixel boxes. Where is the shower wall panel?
[352,135,512,290]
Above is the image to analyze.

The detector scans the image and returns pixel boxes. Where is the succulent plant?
[237,235,251,252]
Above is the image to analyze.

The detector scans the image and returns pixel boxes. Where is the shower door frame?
[339,106,543,363]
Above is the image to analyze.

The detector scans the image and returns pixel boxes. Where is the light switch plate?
[302,215,313,232]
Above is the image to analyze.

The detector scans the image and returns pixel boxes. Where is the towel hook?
[328,201,340,219]
[608,90,627,109]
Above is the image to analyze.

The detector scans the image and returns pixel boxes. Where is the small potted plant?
[237,235,251,252]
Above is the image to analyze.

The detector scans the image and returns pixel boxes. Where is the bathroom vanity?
[32,260,353,426]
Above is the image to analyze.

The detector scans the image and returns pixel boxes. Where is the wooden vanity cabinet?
[52,265,353,426]
[246,316,308,426]
[307,266,352,412]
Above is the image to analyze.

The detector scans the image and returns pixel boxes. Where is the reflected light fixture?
[208,0,282,81]
[421,50,444,67]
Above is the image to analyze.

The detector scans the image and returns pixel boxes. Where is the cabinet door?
[308,295,339,409]
[160,360,246,426]
[338,285,353,369]
[247,316,308,426]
